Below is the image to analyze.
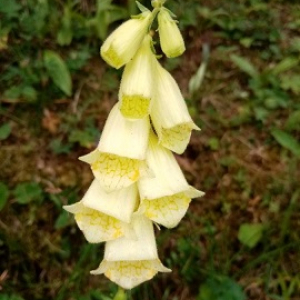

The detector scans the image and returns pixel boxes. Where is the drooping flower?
[80,104,150,192]
[151,62,200,154]
[91,214,171,289]
[100,11,153,69]
[138,132,204,228]
[119,34,156,120]
[63,180,138,243]
[158,8,185,58]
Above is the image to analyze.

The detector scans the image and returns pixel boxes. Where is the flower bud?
[91,215,171,289]
[101,11,152,69]
[158,8,185,58]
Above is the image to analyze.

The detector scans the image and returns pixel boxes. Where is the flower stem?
[113,287,127,300]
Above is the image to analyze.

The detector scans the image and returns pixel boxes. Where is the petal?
[119,34,156,120]
[158,8,185,58]
[86,152,149,192]
[104,215,158,261]
[81,179,138,223]
[63,202,130,243]
[138,131,192,199]
[97,104,150,160]
[139,188,204,228]
[101,11,152,69]
[151,63,200,154]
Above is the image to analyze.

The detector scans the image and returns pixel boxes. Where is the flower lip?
[81,179,139,223]
[63,202,130,243]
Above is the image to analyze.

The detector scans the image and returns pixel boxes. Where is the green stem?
[113,287,127,300]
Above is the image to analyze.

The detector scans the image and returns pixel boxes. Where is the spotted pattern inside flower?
[75,207,124,243]
[120,94,151,119]
[160,122,195,154]
[102,45,123,69]
[91,152,142,192]
[105,260,158,289]
[141,192,191,228]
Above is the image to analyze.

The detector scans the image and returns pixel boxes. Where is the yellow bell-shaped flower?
[80,104,150,192]
[63,180,139,243]
[151,62,200,154]
[138,132,204,228]
[91,215,171,289]
[119,34,156,120]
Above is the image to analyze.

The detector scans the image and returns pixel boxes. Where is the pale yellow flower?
[138,132,204,228]
[158,8,185,58]
[63,180,138,243]
[100,11,152,69]
[119,34,156,120]
[151,62,200,154]
[91,215,171,289]
[80,104,150,192]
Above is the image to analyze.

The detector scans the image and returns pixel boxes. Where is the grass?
[1,0,300,299]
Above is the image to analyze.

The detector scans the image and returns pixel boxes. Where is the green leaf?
[13,182,43,204]
[231,54,259,78]
[22,86,37,102]
[96,0,112,12]
[135,1,150,13]
[68,128,98,148]
[49,139,72,154]
[43,50,72,96]
[9,295,25,300]
[189,45,209,96]
[285,110,300,131]
[0,182,9,211]
[3,86,22,102]
[0,0,21,19]
[238,223,264,248]
[271,129,300,157]
[57,7,73,46]
[0,123,11,140]
[198,275,246,300]
[280,74,300,95]
[55,210,70,229]
[272,57,299,75]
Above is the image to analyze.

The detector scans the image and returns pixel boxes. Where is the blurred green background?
[0,0,300,299]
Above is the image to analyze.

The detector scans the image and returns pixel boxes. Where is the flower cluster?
[64,0,204,290]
